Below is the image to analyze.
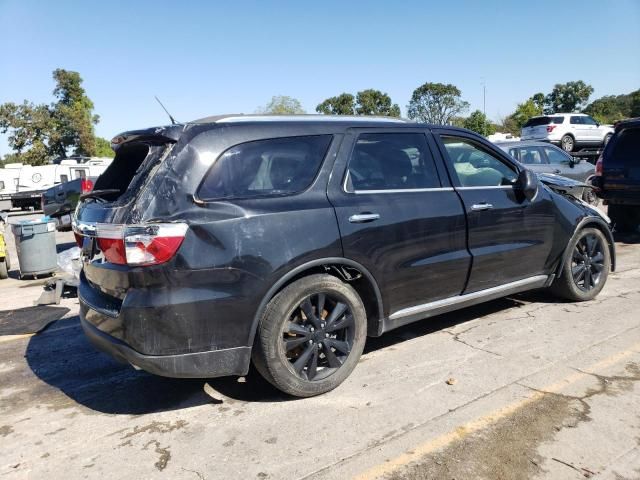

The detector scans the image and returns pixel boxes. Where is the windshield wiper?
[80,189,121,201]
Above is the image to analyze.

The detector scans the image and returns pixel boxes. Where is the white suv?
[521,113,614,152]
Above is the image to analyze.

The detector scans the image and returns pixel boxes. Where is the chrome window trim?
[455,185,516,190]
[351,187,455,194]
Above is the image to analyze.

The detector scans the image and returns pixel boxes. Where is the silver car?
[497,141,597,204]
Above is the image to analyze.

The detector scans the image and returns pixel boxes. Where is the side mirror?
[516,169,538,201]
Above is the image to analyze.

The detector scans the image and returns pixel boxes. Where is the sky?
[0,0,639,156]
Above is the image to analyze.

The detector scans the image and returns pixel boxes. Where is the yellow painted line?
[0,333,35,343]
[354,342,640,480]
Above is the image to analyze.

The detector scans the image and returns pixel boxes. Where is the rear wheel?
[550,228,610,301]
[608,205,639,233]
[561,134,575,152]
[252,274,367,397]
[0,257,8,279]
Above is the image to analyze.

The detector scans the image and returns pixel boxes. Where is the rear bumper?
[80,312,251,378]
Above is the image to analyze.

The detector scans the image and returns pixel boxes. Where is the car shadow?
[25,293,542,411]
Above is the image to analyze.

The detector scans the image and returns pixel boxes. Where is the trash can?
[11,219,58,279]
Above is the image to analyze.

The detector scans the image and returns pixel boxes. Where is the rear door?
[328,128,470,316]
[570,116,588,142]
[434,129,557,293]
[509,145,554,176]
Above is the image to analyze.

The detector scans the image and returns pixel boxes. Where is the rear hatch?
[74,128,183,301]
[521,116,563,140]
[602,122,640,201]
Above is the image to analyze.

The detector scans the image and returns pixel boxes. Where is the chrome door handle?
[348,213,380,223]
[470,203,493,211]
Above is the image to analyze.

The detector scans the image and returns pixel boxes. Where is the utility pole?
[481,78,486,117]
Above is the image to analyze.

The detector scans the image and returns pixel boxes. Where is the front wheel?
[550,228,610,301]
[0,259,8,279]
[561,134,575,152]
[252,274,367,397]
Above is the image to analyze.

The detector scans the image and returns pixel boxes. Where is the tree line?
[3,70,639,166]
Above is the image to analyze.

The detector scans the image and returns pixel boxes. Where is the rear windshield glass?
[523,116,563,127]
[610,127,640,169]
[197,135,332,200]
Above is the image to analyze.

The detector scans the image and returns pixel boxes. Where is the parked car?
[592,117,640,232]
[497,140,598,204]
[73,116,615,397]
[521,113,614,152]
[42,177,95,231]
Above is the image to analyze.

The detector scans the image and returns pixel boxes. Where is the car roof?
[189,114,412,126]
[615,117,640,131]
[528,113,586,119]
[495,140,563,149]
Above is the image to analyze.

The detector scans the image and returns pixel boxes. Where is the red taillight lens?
[595,155,603,176]
[97,238,127,265]
[80,178,94,193]
[74,232,84,248]
[78,223,188,266]
[546,125,557,133]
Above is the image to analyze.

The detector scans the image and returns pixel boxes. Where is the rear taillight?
[546,125,557,133]
[595,154,603,176]
[75,223,188,266]
[80,178,94,193]
[74,232,84,248]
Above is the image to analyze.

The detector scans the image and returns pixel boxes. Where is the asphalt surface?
[1,216,639,480]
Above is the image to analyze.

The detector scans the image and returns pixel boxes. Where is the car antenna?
[154,96,179,125]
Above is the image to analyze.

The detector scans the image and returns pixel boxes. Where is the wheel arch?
[555,216,616,279]
[248,257,385,347]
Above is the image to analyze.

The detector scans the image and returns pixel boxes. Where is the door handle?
[470,203,493,211]
[348,213,380,223]
[553,169,561,174]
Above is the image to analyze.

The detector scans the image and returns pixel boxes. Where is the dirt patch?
[0,425,14,437]
[144,440,171,471]
[120,419,188,439]
[387,362,640,480]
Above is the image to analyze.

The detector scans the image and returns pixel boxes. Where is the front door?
[434,131,557,293]
[327,129,470,316]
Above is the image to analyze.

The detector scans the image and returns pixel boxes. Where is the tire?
[561,134,575,152]
[0,259,8,279]
[608,205,639,233]
[4,251,10,271]
[603,133,612,146]
[550,227,610,301]
[252,274,367,397]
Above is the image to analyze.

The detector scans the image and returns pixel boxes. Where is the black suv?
[74,115,615,397]
[592,118,640,232]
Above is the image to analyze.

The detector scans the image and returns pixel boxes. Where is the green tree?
[0,69,102,165]
[544,80,594,114]
[316,93,356,115]
[355,89,401,117]
[631,89,640,117]
[510,98,544,130]
[531,92,545,112]
[463,110,496,136]
[406,82,469,124]
[94,137,115,158]
[257,95,306,114]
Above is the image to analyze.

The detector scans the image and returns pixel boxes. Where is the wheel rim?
[281,293,355,382]
[562,137,573,151]
[571,233,605,291]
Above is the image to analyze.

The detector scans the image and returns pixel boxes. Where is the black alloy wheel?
[571,232,606,291]
[283,293,355,381]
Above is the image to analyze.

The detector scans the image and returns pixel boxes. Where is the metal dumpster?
[11,219,57,279]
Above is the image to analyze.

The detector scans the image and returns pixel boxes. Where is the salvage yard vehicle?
[592,117,640,232]
[42,177,95,231]
[497,140,598,205]
[521,113,614,153]
[74,115,615,397]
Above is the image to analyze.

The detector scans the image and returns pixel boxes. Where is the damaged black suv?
[74,115,615,397]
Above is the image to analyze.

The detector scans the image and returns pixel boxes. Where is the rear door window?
[197,135,332,200]
[570,116,583,125]
[344,133,440,191]
[544,147,571,165]
[515,146,546,165]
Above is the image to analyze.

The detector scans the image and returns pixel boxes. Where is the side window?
[570,116,583,125]
[198,135,332,200]
[441,136,518,187]
[75,169,87,179]
[582,116,598,126]
[60,174,69,183]
[544,147,571,165]
[517,146,545,165]
[346,133,440,191]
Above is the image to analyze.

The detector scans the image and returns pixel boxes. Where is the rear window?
[523,116,563,128]
[197,135,332,200]
[609,127,640,168]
